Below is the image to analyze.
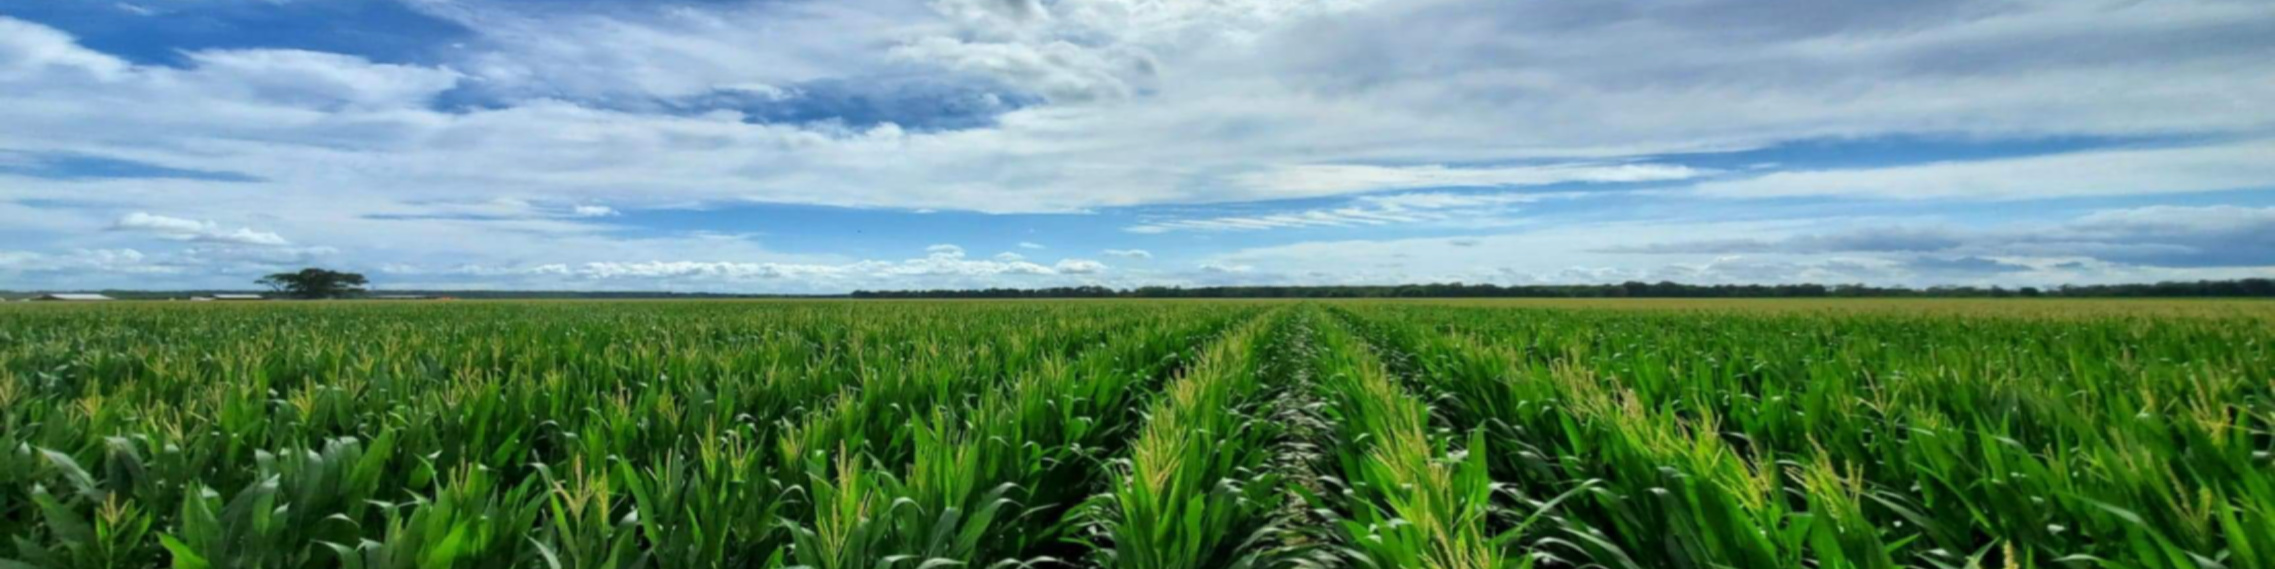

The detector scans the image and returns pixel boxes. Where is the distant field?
[3,300,2270,568]
[1387,296,2275,316]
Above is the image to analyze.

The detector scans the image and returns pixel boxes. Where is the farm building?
[36,293,114,301]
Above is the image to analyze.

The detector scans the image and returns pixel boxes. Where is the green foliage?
[1078,312,1283,569]
[1332,302,2275,568]
[256,268,370,299]
[2,299,2269,568]
[1305,314,1538,569]
[0,301,1256,568]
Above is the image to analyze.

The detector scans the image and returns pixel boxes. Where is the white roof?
[212,294,264,299]
[41,293,114,300]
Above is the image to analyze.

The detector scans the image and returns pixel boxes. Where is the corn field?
[2,299,2271,568]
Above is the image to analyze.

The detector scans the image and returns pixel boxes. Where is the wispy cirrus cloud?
[111,212,290,246]
[1236,163,1704,196]
[1693,140,2275,201]
[1604,205,2275,268]
[1127,190,1552,234]
[374,244,1113,292]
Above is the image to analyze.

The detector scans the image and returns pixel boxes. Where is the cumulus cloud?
[111,213,290,246]
[424,0,920,103]
[6,0,2275,290]
[9,0,2269,224]
[180,49,462,110]
[1103,248,1152,259]
[1017,241,1045,249]
[892,37,1145,103]
[1053,258,1106,274]
[570,205,619,217]
[0,17,129,78]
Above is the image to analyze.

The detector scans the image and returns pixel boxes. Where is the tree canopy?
[257,268,369,299]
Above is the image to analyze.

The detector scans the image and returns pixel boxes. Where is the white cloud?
[111,213,290,246]
[1130,208,1413,234]
[377,246,1114,292]
[178,244,338,268]
[1103,248,1152,259]
[1693,140,2275,200]
[0,17,128,79]
[422,0,924,102]
[0,249,184,285]
[1238,163,1702,195]
[1610,205,2275,268]
[8,0,2267,224]
[7,0,2275,290]
[1128,190,1550,233]
[1198,206,2275,288]
[180,49,461,110]
[1352,192,1546,211]
[2068,205,2275,236]
[3,0,2270,242]
[892,37,1143,103]
[1053,258,1106,274]
[994,251,1026,262]
[570,205,620,217]
[1018,241,1045,249]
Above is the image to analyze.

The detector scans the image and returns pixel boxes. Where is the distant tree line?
[15,278,2272,301]
[852,279,2275,299]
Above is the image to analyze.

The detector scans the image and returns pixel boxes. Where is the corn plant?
[3,298,2269,569]
[1076,311,1285,569]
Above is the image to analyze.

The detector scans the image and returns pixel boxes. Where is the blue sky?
[2,0,2273,292]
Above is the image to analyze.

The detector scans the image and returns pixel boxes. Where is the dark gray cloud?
[1606,206,2275,268]
[2044,206,2275,267]
[688,75,1039,132]
[1905,256,2032,274]
[0,151,262,182]
[1793,227,1968,253]
[1262,0,2275,149]
[1602,226,1964,255]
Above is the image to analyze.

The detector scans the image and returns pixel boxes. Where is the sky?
[2,0,2273,293]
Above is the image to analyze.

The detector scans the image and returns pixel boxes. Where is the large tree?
[257,268,369,299]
